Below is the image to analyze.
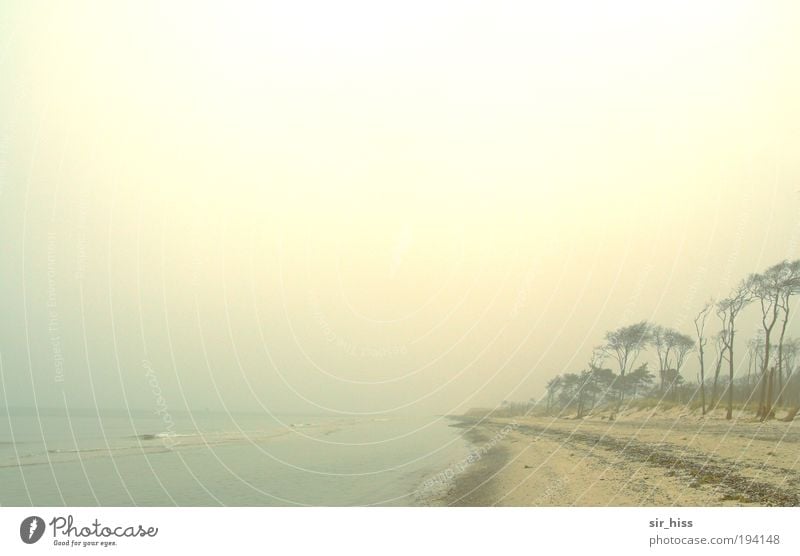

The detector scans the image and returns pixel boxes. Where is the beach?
[429,410,800,507]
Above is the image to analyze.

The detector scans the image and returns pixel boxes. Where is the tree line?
[541,259,800,422]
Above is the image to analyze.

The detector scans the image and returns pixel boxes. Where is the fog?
[1,1,800,415]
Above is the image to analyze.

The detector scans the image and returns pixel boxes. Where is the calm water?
[0,408,470,506]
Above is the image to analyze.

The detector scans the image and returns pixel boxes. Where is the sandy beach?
[428,410,800,507]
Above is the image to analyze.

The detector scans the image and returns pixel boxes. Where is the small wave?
[133,432,208,442]
[48,447,108,455]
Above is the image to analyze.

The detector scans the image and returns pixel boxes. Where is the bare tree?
[783,338,800,376]
[781,338,800,419]
[604,322,652,406]
[710,330,727,410]
[747,332,766,389]
[694,301,713,414]
[748,266,786,420]
[716,281,752,420]
[781,338,800,397]
[773,260,800,407]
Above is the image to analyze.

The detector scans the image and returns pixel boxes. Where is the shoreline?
[430,413,800,506]
[418,421,515,506]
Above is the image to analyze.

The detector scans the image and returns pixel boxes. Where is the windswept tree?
[694,301,713,414]
[590,366,618,407]
[779,338,800,407]
[586,349,614,409]
[748,265,787,420]
[625,363,655,398]
[652,325,695,400]
[747,333,767,388]
[781,338,800,419]
[710,330,727,410]
[557,373,583,414]
[652,325,672,393]
[773,260,800,407]
[534,257,800,421]
[672,332,695,401]
[782,338,800,375]
[545,376,562,413]
[543,360,620,417]
[569,351,622,418]
[604,321,652,405]
[575,369,596,418]
[716,280,752,420]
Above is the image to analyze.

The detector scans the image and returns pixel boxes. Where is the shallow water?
[0,408,470,506]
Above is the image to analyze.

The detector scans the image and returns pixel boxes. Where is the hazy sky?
[1,1,800,415]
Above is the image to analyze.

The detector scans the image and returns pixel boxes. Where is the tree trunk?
[699,346,706,415]
[711,355,723,410]
[758,319,776,420]
[765,368,775,420]
[776,298,790,407]
[758,368,769,419]
[727,326,735,420]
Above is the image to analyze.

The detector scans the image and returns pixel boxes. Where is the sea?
[0,408,471,506]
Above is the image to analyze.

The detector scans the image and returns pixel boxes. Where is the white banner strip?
[1,507,798,555]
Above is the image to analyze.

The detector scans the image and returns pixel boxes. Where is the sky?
[1,1,800,415]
